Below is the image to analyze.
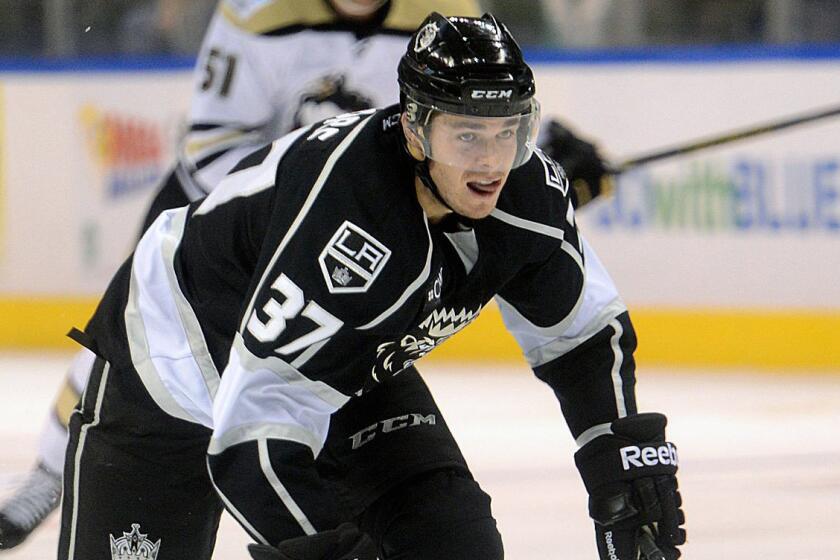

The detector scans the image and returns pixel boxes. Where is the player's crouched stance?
[249,416,685,560]
[57,12,684,560]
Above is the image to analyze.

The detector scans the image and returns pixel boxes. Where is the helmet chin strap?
[400,131,456,213]
[401,123,473,227]
[416,159,457,214]
[415,161,474,231]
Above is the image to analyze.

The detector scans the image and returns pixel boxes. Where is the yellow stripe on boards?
[1,298,838,370]
[0,298,99,349]
[630,308,840,370]
[425,304,840,371]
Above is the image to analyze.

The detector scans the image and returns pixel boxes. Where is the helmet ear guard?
[400,109,427,161]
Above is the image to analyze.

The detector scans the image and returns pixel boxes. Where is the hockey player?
[0,0,611,551]
[56,12,685,560]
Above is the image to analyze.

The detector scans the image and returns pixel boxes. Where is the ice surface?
[1,352,838,559]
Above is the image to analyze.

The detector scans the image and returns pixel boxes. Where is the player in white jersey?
[0,0,610,550]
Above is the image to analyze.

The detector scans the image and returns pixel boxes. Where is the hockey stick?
[638,528,667,560]
[609,102,840,175]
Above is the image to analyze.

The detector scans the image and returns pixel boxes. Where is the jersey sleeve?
[496,180,638,447]
[177,6,289,198]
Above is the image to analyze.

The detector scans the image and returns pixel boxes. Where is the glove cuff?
[574,413,678,494]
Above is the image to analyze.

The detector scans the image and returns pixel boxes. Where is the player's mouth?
[466,176,504,196]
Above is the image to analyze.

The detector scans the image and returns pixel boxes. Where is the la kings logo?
[319,221,390,293]
[110,523,160,560]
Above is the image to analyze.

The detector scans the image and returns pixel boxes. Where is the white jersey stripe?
[518,298,627,367]
[491,207,583,270]
[498,234,627,368]
[160,209,221,399]
[575,422,613,448]
[208,422,324,457]
[67,361,109,560]
[490,208,566,240]
[125,254,203,425]
[210,334,346,458]
[444,229,479,275]
[609,318,628,418]
[207,459,270,545]
[195,126,308,216]
[258,439,317,536]
[125,207,217,426]
[233,333,349,408]
[358,213,433,331]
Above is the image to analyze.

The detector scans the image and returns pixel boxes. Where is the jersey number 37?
[247,274,343,355]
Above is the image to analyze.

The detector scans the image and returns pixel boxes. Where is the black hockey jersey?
[85,105,637,544]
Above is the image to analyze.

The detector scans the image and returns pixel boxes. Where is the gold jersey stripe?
[53,377,82,427]
[184,128,254,159]
[221,0,480,36]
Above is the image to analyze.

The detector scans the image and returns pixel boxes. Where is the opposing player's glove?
[575,413,686,560]
[539,119,612,208]
[248,523,378,560]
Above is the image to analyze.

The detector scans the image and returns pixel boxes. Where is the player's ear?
[401,113,426,161]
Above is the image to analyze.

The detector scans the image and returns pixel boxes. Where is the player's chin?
[458,190,502,219]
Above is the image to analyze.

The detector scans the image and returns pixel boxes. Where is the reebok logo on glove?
[619,443,678,470]
[603,531,619,560]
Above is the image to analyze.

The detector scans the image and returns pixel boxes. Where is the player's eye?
[457,132,476,143]
[497,129,515,140]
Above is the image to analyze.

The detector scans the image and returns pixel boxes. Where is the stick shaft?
[612,104,840,174]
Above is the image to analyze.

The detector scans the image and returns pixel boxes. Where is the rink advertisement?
[0,54,838,368]
[0,68,190,348]
[76,101,171,276]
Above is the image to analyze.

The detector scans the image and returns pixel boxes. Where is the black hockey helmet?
[398,12,536,118]
[398,12,540,171]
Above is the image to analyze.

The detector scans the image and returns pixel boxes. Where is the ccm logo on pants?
[620,443,678,470]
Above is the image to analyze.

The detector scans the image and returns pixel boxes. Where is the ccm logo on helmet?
[470,89,513,100]
[620,443,678,470]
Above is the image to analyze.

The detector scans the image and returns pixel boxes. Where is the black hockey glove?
[248,523,378,560]
[574,413,686,560]
[539,119,612,208]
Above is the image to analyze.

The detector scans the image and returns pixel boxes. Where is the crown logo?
[414,22,438,53]
[110,523,160,560]
[331,266,353,286]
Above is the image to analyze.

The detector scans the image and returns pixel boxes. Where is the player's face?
[426,113,519,219]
